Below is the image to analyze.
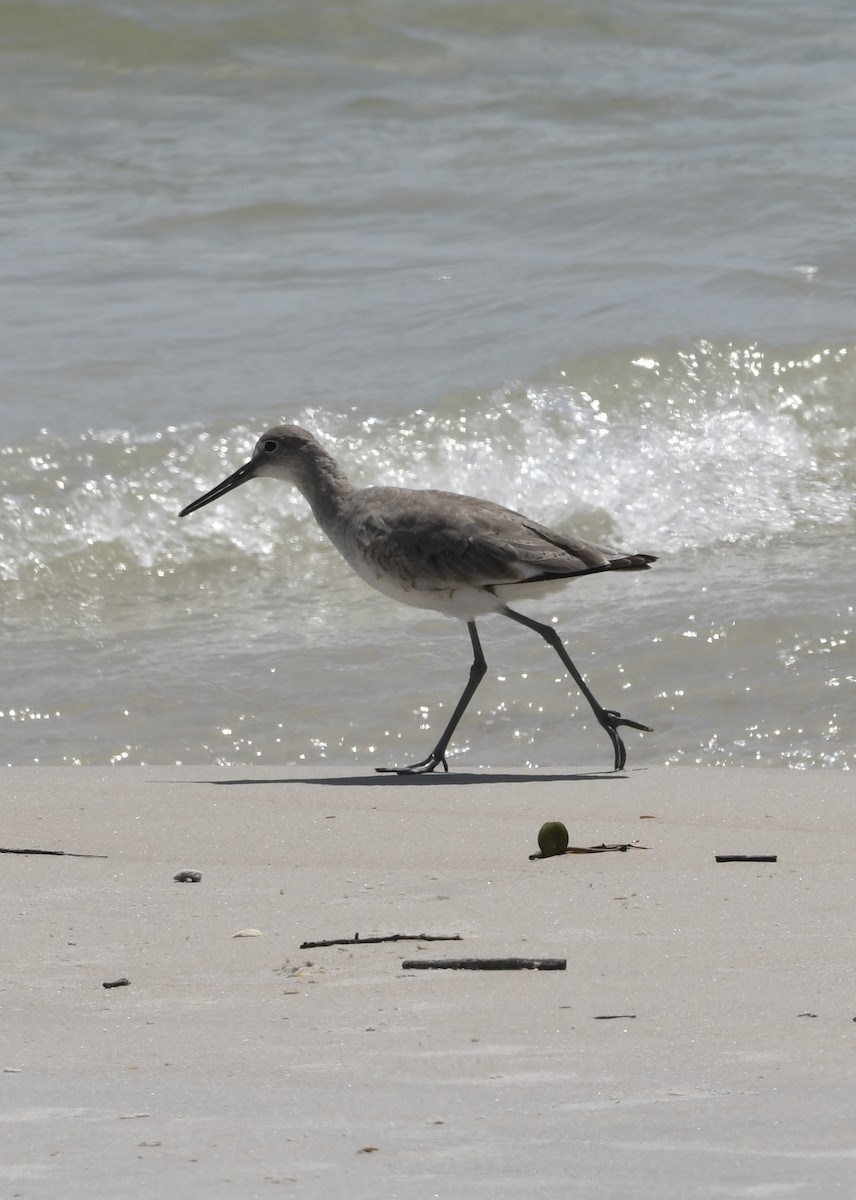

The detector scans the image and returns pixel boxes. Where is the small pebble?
[174,870,202,883]
[103,978,130,989]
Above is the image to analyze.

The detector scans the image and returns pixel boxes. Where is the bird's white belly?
[358,563,501,620]
[344,549,573,622]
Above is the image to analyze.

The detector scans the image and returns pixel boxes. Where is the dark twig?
[402,957,566,971]
[300,932,462,949]
[0,846,107,858]
[715,855,777,863]
[529,842,647,860]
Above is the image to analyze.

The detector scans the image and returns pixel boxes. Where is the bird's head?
[179,424,318,517]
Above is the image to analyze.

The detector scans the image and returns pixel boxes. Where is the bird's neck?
[290,441,356,534]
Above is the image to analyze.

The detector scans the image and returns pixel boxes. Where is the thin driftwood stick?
[0,846,108,858]
[529,842,647,860]
[715,855,778,863]
[402,957,566,972]
[300,932,462,950]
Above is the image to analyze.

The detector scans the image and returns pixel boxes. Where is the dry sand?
[2,765,854,1198]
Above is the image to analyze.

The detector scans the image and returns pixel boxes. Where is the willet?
[180,424,656,773]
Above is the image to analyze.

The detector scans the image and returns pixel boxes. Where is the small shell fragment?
[232,928,263,938]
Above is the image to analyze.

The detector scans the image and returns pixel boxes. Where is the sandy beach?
[2,765,854,1198]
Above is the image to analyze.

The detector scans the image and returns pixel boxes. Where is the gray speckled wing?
[350,487,626,591]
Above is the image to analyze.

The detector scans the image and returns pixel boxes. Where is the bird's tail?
[608,553,657,571]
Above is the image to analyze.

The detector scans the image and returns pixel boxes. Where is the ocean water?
[1,0,854,770]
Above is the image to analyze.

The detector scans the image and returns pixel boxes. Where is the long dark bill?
[179,456,258,518]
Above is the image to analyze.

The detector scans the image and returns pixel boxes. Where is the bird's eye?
[264,440,277,453]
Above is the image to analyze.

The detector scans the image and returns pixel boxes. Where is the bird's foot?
[605,711,653,735]
[376,751,449,776]
[599,709,652,772]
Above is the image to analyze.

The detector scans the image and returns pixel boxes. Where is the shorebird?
[180,424,656,773]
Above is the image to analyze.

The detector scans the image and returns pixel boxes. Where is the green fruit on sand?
[538,821,569,857]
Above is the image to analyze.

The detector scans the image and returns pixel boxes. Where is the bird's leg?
[376,621,487,775]
[502,606,651,772]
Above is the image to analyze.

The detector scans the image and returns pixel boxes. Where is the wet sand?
[2,766,854,1198]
